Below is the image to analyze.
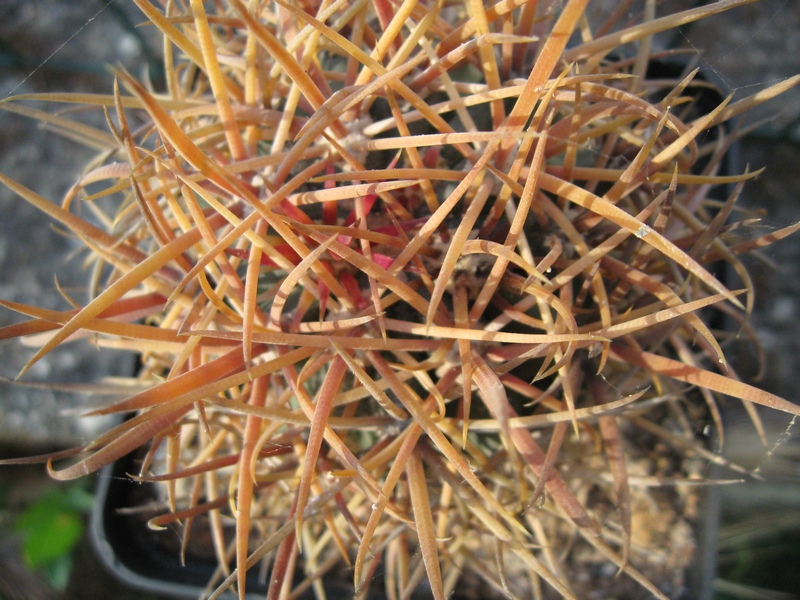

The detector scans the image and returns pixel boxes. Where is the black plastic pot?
[91,455,251,600]
[91,450,390,599]
[644,55,739,600]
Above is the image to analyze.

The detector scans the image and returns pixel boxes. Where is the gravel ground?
[0,1,798,598]
[0,0,159,449]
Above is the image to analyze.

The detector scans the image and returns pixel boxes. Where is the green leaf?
[15,488,85,568]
